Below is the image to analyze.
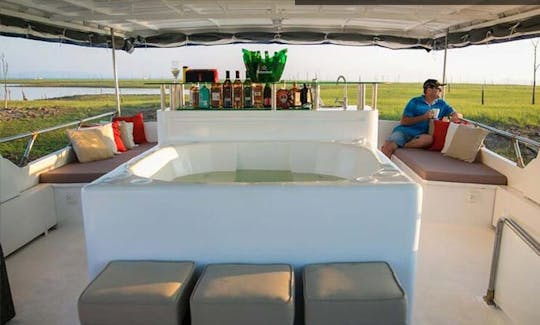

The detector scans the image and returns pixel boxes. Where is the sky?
[1,35,539,85]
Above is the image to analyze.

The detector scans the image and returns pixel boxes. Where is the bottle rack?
[148,81,380,111]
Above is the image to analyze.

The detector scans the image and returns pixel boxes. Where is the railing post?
[484,218,505,305]
[19,133,38,167]
[512,139,525,168]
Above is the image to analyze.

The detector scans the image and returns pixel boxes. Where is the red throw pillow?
[113,113,147,144]
[429,120,450,151]
[112,121,127,152]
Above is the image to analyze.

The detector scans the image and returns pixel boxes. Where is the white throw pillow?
[441,122,460,154]
[119,121,136,149]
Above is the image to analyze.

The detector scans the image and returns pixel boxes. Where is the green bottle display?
[199,84,210,109]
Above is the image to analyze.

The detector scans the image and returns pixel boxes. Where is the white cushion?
[119,121,136,149]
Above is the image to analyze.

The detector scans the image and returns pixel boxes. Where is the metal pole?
[110,28,121,115]
[442,32,448,99]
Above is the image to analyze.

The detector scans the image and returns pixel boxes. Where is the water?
[4,86,160,100]
[173,170,345,183]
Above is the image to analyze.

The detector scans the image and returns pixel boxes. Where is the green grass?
[1,81,539,164]
[7,78,166,88]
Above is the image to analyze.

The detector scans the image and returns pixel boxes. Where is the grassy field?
[1,80,539,164]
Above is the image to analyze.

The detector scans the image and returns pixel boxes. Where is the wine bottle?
[233,70,243,109]
[210,81,222,108]
[300,83,312,109]
[243,71,253,108]
[253,83,263,108]
[190,83,200,108]
[288,82,301,108]
[276,83,289,109]
[263,83,272,108]
[199,84,210,109]
[223,70,233,108]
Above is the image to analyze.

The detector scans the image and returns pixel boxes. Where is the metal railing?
[462,118,540,168]
[484,217,540,305]
[0,111,115,166]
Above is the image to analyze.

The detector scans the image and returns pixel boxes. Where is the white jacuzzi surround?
[83,110,421,315]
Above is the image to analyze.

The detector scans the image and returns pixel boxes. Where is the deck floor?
[4,214,512,324]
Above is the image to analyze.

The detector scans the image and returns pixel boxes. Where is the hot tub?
[127,141,385,183]
[82,110,421,313]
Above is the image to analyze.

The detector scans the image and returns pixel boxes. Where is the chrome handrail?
[0,111,115,166]
[484,218,540,305]
[462,118,539,168]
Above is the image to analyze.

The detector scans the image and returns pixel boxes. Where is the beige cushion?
[66,128,114,163]
[190,263,295,325]
[78,123,118,154]
[304,262,406,325]
[78,260,196,325]
[443,124,489,163]
[119,121,136,149]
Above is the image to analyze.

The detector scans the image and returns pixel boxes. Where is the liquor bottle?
[300,83,312,109]
[243,71,253,108]
[190,83,200,108]
[253,83,263,108]
[222,70,233,108]
[233,70,243,109]
[210,81,222,108]
[263,83,272,108]
[276,83,289,109]
[288,82,301,108]
[199,84,210,109]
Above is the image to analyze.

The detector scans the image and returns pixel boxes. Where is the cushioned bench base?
[394,148,507,185]
[304,262,406,325]
[190,263,295,325]
[78,260,195,325]
[40,142,156,183]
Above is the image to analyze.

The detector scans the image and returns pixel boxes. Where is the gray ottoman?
[190,263,295,325]
[304,262,406,325]
[78,260,196,325]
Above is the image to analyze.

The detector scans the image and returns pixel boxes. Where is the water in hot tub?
[173,170,345,183]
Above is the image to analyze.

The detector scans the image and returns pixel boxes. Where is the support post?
[110,28,121,116]
[357,84,365,110]
[442,32,448,99]
[371,83,378,110]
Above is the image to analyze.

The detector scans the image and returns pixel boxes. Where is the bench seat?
[394,148,507,185]
[40,142,156,183]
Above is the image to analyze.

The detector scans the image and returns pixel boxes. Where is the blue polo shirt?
[393,95,454,137]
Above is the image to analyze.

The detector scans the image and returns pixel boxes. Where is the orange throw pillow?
[112,121,127,152]
[113,113,147,144]
[428,120,450,151]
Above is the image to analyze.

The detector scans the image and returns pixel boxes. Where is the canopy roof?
[1,1,539,51]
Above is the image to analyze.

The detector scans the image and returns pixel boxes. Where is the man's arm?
[449,111,463,122]
[400,110,432,125]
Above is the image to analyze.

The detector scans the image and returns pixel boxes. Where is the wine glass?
[171,61,180,82]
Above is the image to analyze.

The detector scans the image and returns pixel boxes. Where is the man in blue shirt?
[381,79,462,158]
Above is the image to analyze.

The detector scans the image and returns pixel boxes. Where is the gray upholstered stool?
[304,262,406,325]
[78,260,196,325]
[190,263,295,325]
